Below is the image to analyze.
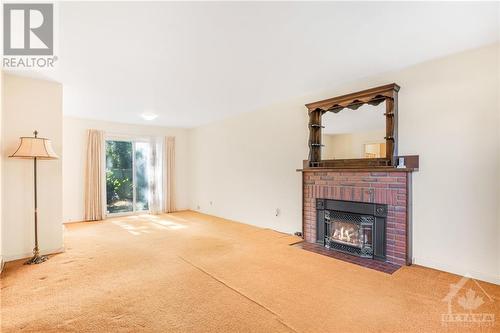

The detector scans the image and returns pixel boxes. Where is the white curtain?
[148,137,163,214]
[84,129,104,221]
[164,136,176,213]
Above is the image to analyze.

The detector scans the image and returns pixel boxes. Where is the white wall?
[496,5,500,284]
[189,44,500,284]
[391,44,499,285]
[188,98,308,233]
[0,70,3,268]
[2,74,63,261]
[62,117,190,222]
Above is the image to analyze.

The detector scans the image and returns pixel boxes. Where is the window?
[105,139,151,215]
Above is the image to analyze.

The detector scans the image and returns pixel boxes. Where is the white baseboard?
[63,220,87,224]
[413,256,500,285]
[3,247,65,263]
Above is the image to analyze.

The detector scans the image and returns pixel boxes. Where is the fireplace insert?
[316,199,387,260]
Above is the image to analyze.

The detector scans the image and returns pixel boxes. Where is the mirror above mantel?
[322,102,386,160]
[304,83,418,169]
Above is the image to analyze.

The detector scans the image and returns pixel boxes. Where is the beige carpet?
[1,211,499,332]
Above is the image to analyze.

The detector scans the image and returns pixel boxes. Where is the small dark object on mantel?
[294,232,303,237]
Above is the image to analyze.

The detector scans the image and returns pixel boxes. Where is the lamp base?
[25,254,48,265]
[24,248,48,265]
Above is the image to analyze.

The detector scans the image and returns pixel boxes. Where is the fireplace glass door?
[324,211,374,258]
[331,220,362,248]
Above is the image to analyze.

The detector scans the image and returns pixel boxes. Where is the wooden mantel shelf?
[297,167,417,173]
[298,155,419,173]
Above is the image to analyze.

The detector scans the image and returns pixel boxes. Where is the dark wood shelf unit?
[305,83,403,169]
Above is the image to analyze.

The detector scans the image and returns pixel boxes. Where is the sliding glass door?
[105,139,150,215]
[134,142,150,212]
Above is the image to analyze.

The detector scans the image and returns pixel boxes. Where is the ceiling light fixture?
[141,112,158,121]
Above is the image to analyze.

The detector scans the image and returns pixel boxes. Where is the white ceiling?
[24,2,500,127]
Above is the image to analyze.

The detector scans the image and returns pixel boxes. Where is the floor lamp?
[9,130,59,265]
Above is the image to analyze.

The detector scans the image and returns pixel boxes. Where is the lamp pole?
[25,130,48,265]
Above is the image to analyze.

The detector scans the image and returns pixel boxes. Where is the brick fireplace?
[300,83,418,268]
[302,169,412,266]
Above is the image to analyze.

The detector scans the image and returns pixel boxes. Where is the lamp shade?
[9,136,59,160]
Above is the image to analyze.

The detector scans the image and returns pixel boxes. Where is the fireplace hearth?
[317,199,387,261]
